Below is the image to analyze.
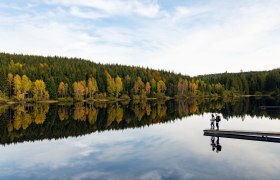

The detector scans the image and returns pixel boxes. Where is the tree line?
[196,69,280,96]
[0,52,279,102]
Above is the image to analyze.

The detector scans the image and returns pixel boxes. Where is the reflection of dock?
[259,106,280,110]
[204,129,280,143]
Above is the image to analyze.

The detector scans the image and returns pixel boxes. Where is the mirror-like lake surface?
[0,97,280,179]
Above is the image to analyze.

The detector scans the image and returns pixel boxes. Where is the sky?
[0,0,280,76]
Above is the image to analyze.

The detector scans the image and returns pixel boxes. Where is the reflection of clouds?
[72,171,112,180]
[216,139,280,179]
[156,115,280,179]
[0,139,80,169]
[137,170,161,180]
[192,115,280,179]
[0,114,280,179]
[95,144,135,162]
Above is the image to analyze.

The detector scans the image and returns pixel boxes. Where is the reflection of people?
[211,136,216,151]
[216,137,222,153]
[210,136,222,153]
[210,114,215,129]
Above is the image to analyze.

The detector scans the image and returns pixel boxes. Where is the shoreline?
[0,94,276,106]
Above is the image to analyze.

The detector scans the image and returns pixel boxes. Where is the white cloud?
[45,0,160,18]
[0,0,279,75]
[69,6,107,19]
[141,1,280,75]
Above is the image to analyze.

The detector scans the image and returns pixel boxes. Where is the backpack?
[216,116,221,122]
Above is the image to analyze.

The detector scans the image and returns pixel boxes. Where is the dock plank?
[204,131,280,143]
[204,129,280,137]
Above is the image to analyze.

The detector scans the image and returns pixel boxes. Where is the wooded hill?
[196,69,280,96]
[0,52,279,102]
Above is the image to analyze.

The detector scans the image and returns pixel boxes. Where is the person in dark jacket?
[215,114,221,130]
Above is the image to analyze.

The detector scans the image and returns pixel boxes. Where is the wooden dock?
[204,129,280,143]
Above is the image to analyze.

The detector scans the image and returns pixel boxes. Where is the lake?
[0,97,280,179]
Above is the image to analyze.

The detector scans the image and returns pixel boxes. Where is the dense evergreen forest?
[196,69,280,96]
[0,52,279,102]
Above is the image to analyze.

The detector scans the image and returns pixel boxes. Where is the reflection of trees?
[116,106,123,123]
[0,106,8,117]
[133,104,145,121]
[106,106,116,127]
[58,107,69,121]
[13,105,25,130]
[105,105,123,126]
[13,105,32,130]
[34,104,49,124]
[176,100,200,117]
[157,103,167,117]
[132,102,152,121]
[73,103,86,121]
[0,97,280,145]
[22,114,32,130]
[88,106,98,125]
[7,104,50,132]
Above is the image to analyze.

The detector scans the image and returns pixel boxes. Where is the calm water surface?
[0,97,280,180]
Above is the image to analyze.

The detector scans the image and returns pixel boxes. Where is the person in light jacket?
[210,114,215,129]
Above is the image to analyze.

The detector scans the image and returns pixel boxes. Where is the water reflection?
[210,137,222,153]
[0,96,279,145]
[0,97,280,179]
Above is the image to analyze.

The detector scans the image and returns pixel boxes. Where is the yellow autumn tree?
[87,77,98,98]
[33,80,49,101]
[58,82,67,97]
[157,80,166,94]
[115,75,123,98]
[105,71,115,97]
[145,82,151,96]
[13,74,24,100]
[150,78,157,94]
[22,75,32,99]
[133,77,145,95]
[73,81,86,101]
[177,78,189,95]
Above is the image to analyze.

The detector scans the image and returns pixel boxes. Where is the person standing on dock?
[210,114,215,129]
[215,114,221,130]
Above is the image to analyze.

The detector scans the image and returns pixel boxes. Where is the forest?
[0,52,279,102]
[196,69,280,96]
